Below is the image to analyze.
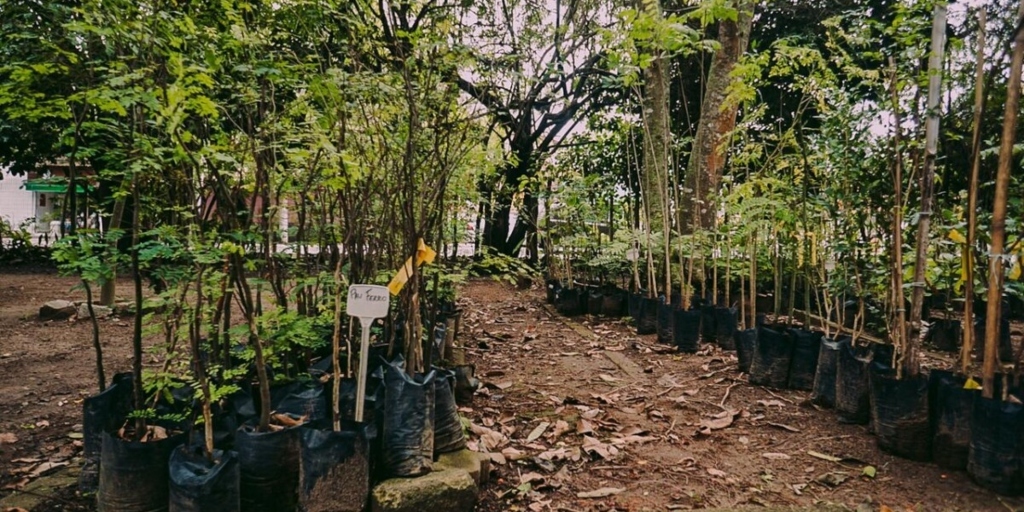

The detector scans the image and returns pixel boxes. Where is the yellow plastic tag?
[948,229,966,244]
[963,378,981,390]
[387,239,436,295]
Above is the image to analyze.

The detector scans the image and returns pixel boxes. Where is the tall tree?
[681,0,754,232]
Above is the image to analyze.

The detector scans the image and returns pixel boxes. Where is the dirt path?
[1,273,1020,511]
[460,280,1022,512]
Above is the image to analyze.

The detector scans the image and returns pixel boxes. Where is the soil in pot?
[236,417,304,512]
[433,369,466,454]
[835,339,872,425]
[299,427,369,512]
[673,308,701,354]
[636,297,659,335]
[868,364,931,461]
[656,301,675,345]
[967,395,1024,496]
[787,328,823,391]
[929,370,975,470]
[749,326,794,388]
[735,329,757,373]
[382,360,436,477]
[98,428,185,512]
[811,337,842,408]
[169,446,240,512]
[714,307,738,350]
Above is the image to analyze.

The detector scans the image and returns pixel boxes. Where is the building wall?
[0,168,36,230]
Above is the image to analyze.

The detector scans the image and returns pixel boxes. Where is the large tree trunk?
[639,0,672,296]
[681,1,754,232]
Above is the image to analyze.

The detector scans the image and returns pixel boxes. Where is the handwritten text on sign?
[346,285,390,319]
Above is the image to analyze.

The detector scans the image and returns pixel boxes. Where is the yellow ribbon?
[387,238,437,295]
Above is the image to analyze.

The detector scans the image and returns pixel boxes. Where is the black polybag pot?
[98,430,185,512]
[749,326,793,388]
[868,364,931,461]
[298,427,369,512]
[80,373,133,492]
[929,370,975,470]
[453,364,479,405]
[835,340,872,425]
[555,288,583,317]
[699,305,716,344]
[787,329,823,391]
[656,302,675,345]
[382,361,436,477]
[601,290,625,318]
[433,370,466,454]
[928,319,961,352]
[871,343,896,370]
[735,329,757,373]
[673,308,701,354]
[545,279,562,304]
[811,337,842,408]
[236,421,302,512]
[587,290,604,316]
[271,380,328,424]
[169,447,240,512]
[974,318,1014,363]
[967,396,1024,496]
[636,297,659,335]
[714,307,738,350]
[627,293,642,320]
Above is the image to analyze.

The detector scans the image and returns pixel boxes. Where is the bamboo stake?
[983,1,1024,399]
[906,3,947,378]
[963,9,986,376]
[888,57,908,378]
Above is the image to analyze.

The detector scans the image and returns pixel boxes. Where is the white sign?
[345,284,390,423]
[346,285,390,319]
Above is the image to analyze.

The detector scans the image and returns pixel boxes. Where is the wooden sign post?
[346,284,390,422]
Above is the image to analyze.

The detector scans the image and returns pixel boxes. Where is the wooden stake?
[906,3,947,378]
[963,9,986,376]
[983,1,1024,399]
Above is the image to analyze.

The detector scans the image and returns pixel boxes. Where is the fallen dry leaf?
[526,422,550,443]
[520,472,545,484]
[598,374,618,383]
[0,433,17,444]
[762,452,791,460]
[577,487,624,498]
[767,422,800,433]
[707,468,727,477]
[550,420,571,439]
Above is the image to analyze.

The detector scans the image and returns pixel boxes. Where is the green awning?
[22,179,89,194]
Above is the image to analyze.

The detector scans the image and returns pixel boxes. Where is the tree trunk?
[983,1,1024,398]
[681,1,754,232]
[638,0,672,297]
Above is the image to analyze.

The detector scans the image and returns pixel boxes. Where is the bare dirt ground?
[0,270,141,510]
[0,271,1021,511]
[458,280,1024,512]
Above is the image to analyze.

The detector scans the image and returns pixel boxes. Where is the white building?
[0,167,55,232]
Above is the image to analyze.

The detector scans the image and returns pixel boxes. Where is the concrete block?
[371,468,477,512]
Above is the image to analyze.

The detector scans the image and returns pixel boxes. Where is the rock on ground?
[39,300,76,321]
[371,468,477,512]
[76,303,112,320]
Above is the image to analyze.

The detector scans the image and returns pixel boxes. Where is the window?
[38,194,46,207]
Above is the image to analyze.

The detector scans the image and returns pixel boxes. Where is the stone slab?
[371,468,477,512]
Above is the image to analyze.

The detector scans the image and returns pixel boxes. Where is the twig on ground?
[719,381,740,407]
[763,387,795,405]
